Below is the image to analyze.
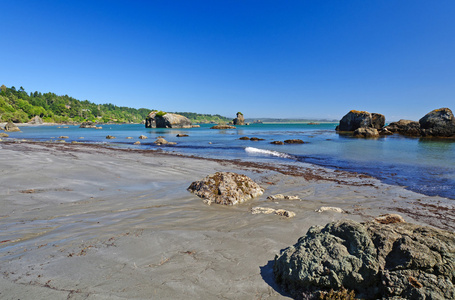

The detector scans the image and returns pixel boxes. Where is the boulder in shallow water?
[273,218,455,300]
[188,172,264,205]
[419,107,455,137]
[284,139,304,144]
[353,127,379,138]
[4,122,20,132]
[337,110,373,131]
[211,124,236,129]
[156,113,192,128]
[384,119,421,136]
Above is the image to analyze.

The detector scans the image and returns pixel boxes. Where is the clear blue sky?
[2,0,455,120]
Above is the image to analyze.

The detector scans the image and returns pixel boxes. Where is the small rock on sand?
[188,172,263,205]
[251,207,295,218]
[315,206,344,213]
[267,194,300,201]
[374,213,405,224]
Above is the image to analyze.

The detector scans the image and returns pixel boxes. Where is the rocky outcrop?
[371,113,385,129]
[233,112,245,125]
[156,113,192,129]
[419,108,455,137]
[187,172,264,205]
[79,122,99,129]
[274,218,455,300]
[28,115,43,124]
[384,119,421,136]
[210,125,236,129]
[337,110,385,132]
[353,127,379,138]
[4,122,20,132]
[145,111,157,128]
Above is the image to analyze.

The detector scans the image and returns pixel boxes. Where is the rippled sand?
[1,142,453,299]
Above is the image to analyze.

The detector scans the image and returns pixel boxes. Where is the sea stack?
[232,112,245,125]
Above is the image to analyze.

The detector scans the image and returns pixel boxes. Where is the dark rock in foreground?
[187,172,264,205]
[274,219,455,300]
[419,107,455,137]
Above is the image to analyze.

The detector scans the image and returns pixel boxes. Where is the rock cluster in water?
[273,218,455,300]
[187,172,264,205]
[337,108,455,138]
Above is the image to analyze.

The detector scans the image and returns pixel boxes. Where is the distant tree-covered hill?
[172,112,231,124]
[0,85,231,124]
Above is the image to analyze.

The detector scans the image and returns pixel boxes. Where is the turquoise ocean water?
[5,123,455,199]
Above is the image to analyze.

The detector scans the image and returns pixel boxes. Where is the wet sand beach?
[1,142,454,299]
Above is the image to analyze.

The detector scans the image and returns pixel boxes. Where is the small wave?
[245,147,294,159]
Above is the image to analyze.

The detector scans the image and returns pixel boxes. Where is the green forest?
[0,85,230,124]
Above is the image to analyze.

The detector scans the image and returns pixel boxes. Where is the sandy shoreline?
[1,141,454,299]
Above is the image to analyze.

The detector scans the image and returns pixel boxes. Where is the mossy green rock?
[274,219,455,299]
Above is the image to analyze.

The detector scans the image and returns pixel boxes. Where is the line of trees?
[0,85,151,123]
[0,85,232,124]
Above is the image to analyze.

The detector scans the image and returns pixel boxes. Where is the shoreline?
[1,141,454,299]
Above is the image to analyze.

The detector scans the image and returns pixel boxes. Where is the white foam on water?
[245,147,293,159]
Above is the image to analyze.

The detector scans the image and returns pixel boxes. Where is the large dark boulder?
[233,112,245,125]
[188,172,264,205]
[371,113,385,129]
[145,111,157,128]
[419,108,455,137]
[337,110,385,131]
[385,119,421,136]
[274,219,455,300]
[150,112,192,129]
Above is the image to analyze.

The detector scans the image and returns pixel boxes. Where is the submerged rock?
[274,218,455,300]
[0,133,9,137]
[419,107,455,137]
[284,139,305,144]
[270,141,284,145]
[154,137,168,145]
[210,125,236,129]
[138,135,147,139]
[106,135,116,139]
[188,172,264,205]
